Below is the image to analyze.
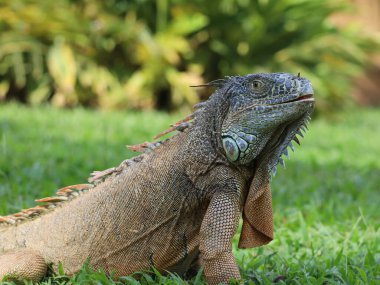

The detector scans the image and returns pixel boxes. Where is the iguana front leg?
[0,249,47,282]
[199,191,241,285]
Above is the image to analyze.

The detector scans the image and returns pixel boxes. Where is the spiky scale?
[35,196,68,203]
[23,206,47,215]
[57,184,92,195]
[127,142,151,153]
[154,114,194,139]
[0,217,16,224]
[289,142,295,152]
[88,167,117,183]
[271,166,277,177]
[293,136,301,145]
[56,188,73,196]
[175,122,191,132]
[283,148,289,158]
[297,130,304,138]
[279,157,285,168]
[15,217,26,222]
[69,184,92,191]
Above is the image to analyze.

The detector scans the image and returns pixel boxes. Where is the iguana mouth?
[279,94,314,105]
[252,94,315,108]
[290,94,314,102]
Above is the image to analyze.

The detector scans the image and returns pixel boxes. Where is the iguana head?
[221,73,314,171]
[216,72,314,249]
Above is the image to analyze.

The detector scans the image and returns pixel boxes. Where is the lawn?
[0,104,379,284]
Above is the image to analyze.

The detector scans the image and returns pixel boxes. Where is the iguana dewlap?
[0,73,314,284]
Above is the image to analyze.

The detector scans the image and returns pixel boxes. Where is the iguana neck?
[191,84,233,156]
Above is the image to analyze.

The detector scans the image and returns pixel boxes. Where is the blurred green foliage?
[0,0,378,111]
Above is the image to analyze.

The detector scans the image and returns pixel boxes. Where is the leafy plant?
[0,0,204,110]
[189,0,379,113]
[0,0,378,112]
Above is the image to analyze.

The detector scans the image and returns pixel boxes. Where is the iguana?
[0,73,314,284]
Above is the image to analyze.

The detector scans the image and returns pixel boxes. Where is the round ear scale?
[221,125,258,164]
[222,137,240,162]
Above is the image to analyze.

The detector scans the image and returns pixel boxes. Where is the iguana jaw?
[260,108,313,177]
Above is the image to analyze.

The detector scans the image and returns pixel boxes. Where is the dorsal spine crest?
[0,110,200,227]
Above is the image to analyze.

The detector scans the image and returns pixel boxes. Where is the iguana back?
[1,132,215,274]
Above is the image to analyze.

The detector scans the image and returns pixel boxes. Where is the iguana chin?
[0,73,314,284]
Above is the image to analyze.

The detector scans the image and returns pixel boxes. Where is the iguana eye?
[250,80,264,90]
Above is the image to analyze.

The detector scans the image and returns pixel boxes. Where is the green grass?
[0,104,379,284]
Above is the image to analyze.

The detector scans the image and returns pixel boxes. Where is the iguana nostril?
[302,82,314,96]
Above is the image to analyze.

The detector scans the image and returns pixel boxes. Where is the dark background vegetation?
[0,0,379,112]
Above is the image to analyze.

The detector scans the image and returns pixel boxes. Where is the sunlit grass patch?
[0,104,379,284]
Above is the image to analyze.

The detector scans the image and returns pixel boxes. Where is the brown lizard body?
[0,73,314,284]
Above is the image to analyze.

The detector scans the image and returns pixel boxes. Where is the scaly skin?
[0,73,314,284]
